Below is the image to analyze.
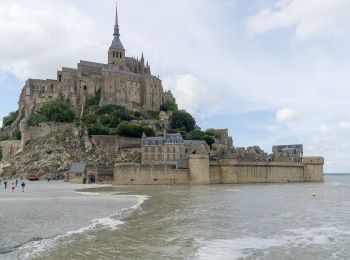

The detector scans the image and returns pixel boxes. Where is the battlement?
[303,156,324,165]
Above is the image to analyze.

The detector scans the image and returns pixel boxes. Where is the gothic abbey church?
[17,6,174,122]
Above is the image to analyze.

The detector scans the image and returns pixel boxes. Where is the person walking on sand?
[11,182,15,192]
[21,181,25,192]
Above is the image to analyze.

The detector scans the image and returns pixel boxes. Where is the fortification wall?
[114,163,190,185]
[209,158,323,184]
[22,122,74,144]
[0,140,21,160]
[303,156,324,182]
[189,154,210,184]
[90,135,141,153]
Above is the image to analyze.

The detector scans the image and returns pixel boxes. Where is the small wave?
[196,225,350,260]
[331,181,350,187]
[16,194,150,259]
[224,189,243,192]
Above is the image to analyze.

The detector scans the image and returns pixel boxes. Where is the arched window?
[113,51,115,58]
[84,85,87,91]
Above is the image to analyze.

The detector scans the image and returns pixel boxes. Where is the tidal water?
[1,175,350,259]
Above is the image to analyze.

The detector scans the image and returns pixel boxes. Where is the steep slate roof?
[80,60,108,69]
[184,140,209,157]
[144,133,185,145]
[69,163,86,173]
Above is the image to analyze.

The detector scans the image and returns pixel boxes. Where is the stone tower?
[108,4,125,68]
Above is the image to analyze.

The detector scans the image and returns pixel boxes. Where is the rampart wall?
[114,163,190,185]
[22,122,74,145]
[111,157,324,185]
[210,157,323,184]
[90,135,141,153]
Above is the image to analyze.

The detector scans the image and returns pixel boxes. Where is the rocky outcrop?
[0,127,141,179]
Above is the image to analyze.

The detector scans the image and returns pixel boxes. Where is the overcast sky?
[1,0,350,172]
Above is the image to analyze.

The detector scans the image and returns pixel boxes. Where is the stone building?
[141,133,211,169]
[15,5,174,124]
[141,133,186,168]
[67,162,87,184]
[271,144,303,162]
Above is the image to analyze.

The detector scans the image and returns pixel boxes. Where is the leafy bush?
[170,110,196,132]
[87,124,109,135]
[146,111,160,120]
[97,104,124,115]
[27,114,48,126]
[41,98,75,123]
[85,89,101,107]
[133,111,141,118]
[82,114,98,125]
[116,123,155,138]
[3,111,18,127]
[205,129,222,138]
[160,100,178,112]
[12,129,21,140]
[0,134,9,141]
[188,130,215,147]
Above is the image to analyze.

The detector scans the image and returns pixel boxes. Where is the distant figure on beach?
[4,180,7,189]
[21,182,25,192]
[11,183,15,192]
[15,179,18,187]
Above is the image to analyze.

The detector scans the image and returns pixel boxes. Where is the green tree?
[188,130,215,147]
[27,114,48,126]
[116,123,155,138]
[205,129,222,138]
[0,148,2,162]
[160,100,178,112]
[202,135,215,147]
[3,111,18,127]
[170,110,196,132]
[41,98,75,123]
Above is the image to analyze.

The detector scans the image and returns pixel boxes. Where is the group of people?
[0,178,26,192]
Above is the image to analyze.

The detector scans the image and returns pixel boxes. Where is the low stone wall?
[114,163,190,185]
[0,140,21,160]
[90,135,141,153]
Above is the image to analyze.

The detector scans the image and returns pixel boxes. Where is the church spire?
[114,3,120,37]
[110,3,124,50]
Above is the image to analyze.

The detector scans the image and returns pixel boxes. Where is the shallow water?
[2,175,350,259]
[0,181,139,259]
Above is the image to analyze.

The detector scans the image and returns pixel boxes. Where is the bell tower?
[108,4,125,67]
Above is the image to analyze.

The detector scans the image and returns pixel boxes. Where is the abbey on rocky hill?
[16,5,174,123]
